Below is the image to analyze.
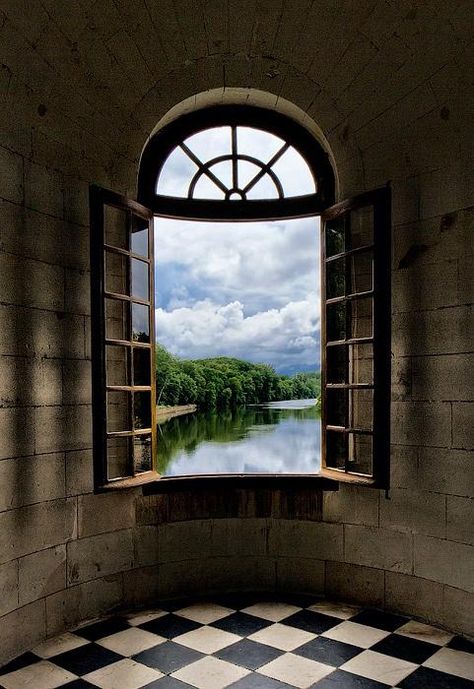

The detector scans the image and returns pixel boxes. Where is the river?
[157,399,321,476]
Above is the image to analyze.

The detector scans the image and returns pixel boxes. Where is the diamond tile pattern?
[0,597,472,689]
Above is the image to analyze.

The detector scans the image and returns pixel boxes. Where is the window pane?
[107,390,131,432]
[105,251,128,295]
[350,298,372,339]
[131,216,149,257]
[348,433,373,475]
[105,205,129,250]
[327,389,346,427]
[106,298,129,341]
[185,126,231,161]
[246,174,279,199]
[134,391,151,429]
[326,218,345,257]
[133,347,151,386]
[107,437,131,479]
[326,431,346,469]
[238,159,262,190]
[237,126,285,163]
[106,345,129,386]
[210,160,232,189]
[271,147,316,196]
[350,206,374,249]
[349,343,373,385]
[327,302,346,342]
[156,146,198,197]
[326,257,345,299]
[350,389,373,431]
[131,258,149,301]
[193,174,225,199]
[349,250,373,294]
[327,345,347,383]
[134,434,152,473]
[132,303,150,342]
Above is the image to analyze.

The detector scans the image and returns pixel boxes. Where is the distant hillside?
[156,344,320,409]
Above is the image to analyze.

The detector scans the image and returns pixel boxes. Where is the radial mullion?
[231,126,238,190]
[181,143,229,195]
[243,142,289,195]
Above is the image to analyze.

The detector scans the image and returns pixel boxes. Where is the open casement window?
[320,186,391,488]
[90,185,158,490]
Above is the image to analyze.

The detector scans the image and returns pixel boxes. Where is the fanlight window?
[156,126,316,201]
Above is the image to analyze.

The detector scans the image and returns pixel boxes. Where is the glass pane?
[132,303,150,342]
[134,434,152,473]
[349,343,373,385]
[350,206,374,250]
[133,347,151,386]
[327,389,346,427]
[105,251,128,295]
[349,250,373,294]
[106,345,129,386]
[131,216,149,257]
[326,431,346,470]
[193,174,225,199]
[134,391,151,429]
[131,258,149,301]
[326,257,345,299]
[348,433,373,475]
[107,390,131,432]
[237,126,285,163]
[326,218,345,257]
[350,389,373,431]
[271,146,316,196]
[106,298,129,341]
[209,160,232,189]
[327,345,347,384]
[350,298,372,339]
[107,437,131,479]
[246,174,279,199]
[156,146,198,197]
[105,205,128,250]
[239,159,263,190]
[327,302,346,342]
[185,126,231,161]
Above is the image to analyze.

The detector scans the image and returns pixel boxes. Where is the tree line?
[156,343,320,409]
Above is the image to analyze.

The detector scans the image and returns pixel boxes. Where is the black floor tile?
[63,681,100,688]
[311,669,388,688]
[139,614,201,639]
[282,610,341,634]
[293,636,362,666]
[350,610,408,632]
[0,652,40,676]
[448,636,474,655]
[274,593,320,609]
[215,639,283,670]
[228,674,295,688]
[75,616,130,641]
[211,593,265,611]
[51,643,122,675]
[371,633,438,664]
[141,677,196,689]
[133,641,204,674]
[160,598,201,613]
[212,612,272,636]
[398,666,474,689]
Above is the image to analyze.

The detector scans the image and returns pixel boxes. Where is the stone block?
[34,404,92,455]
[442,586,474,638]
[0,498,77,565]
[384,571,444,624]
[0,253,64,311]
[0,600,46,667]
[0,407,35,459]
[62,178,90,227]
[380,488,446,538]
[393,259,458,313]
[452,403,474,450]
[78,491,136,538]
[0,145,23,204]
[412,354,474,402]
[133,526,160,568]
[62,359,91,406]
[391,400,451,447]
[122,565,161,608]
[414,535,474,592]
[67,529,134,585]
[0,356,62,408]
[392,306,474,358]
[210,519,269,558]
[158,520,213,563]
[323,485,379,527]
[390,445,418,489]
[446,496,474,545]
[64,268,90,316]
[325,561,385,608]
[0,453,65,512]
[24,160,63,218]
[344,525,412,574]
[19,544,66,605]
[276,557,325,595]
[65,449,94,497]
[268,520,344,562]
[458,256,474,305]
[0,560,19,616]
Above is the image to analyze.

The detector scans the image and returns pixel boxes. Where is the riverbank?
[156,404,197,422]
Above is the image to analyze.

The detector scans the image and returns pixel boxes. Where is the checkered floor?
[1,595,473,689]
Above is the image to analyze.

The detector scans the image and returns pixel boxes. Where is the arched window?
[90,105,391,491]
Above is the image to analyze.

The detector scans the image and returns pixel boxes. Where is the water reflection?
[158,399,321,476]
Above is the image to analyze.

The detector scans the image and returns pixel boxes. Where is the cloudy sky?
[153,126,321,375]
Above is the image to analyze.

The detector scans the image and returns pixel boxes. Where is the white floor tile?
[174,625,241,654]
[172,656,250,689]
[341,649,417,686]
[125,610,168,626]
[32,632,89,659]
[0,661,76,689]
[307,601,361,620]
[423,647,474,680]
[395,620,454,646]
[97,627,166,656]
[83,658,163,689]
[321,621,390,648]
[175,602,234,624]
[258,653,333,688]
[248,623,316,651]
[242,602,302,622]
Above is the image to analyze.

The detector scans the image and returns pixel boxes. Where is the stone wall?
[0,0,472,664]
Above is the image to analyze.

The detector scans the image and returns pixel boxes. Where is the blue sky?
[153,126,321,375]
